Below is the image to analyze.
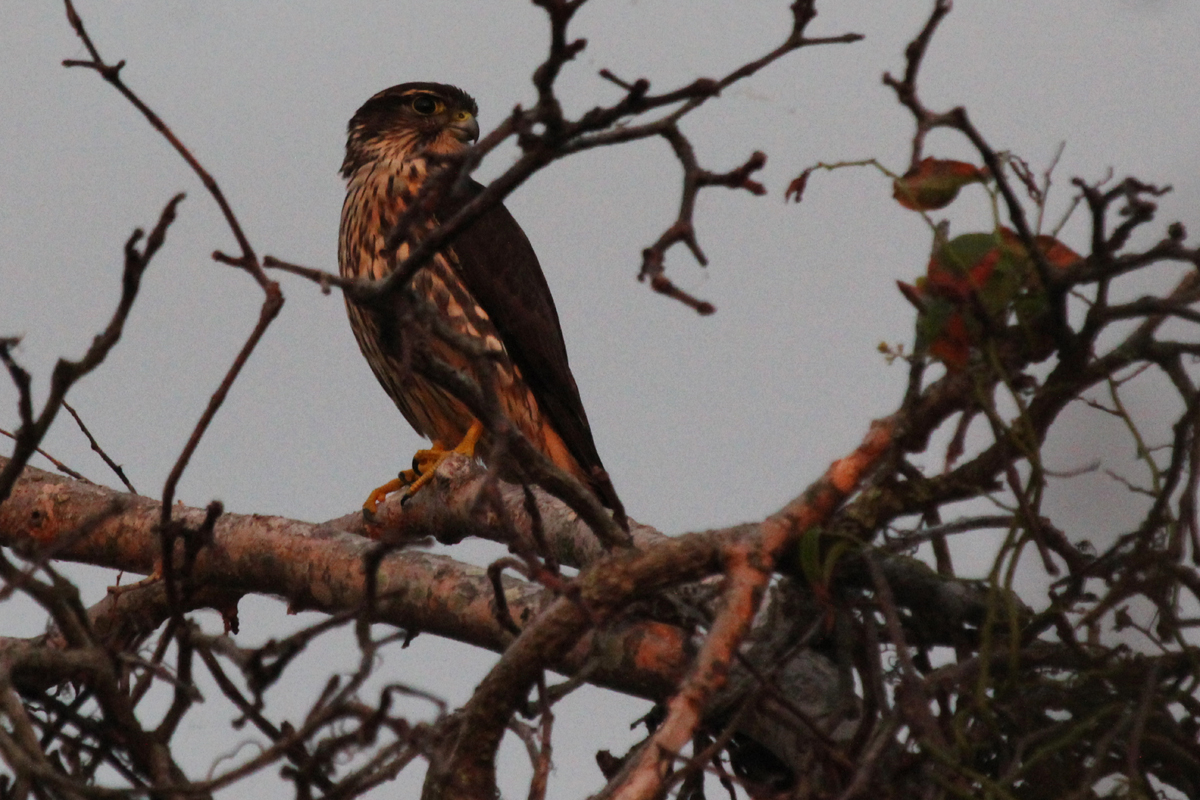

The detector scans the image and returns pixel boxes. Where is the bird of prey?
[338,82,623,522]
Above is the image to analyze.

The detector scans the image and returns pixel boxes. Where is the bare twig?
[0,426,88,483]
[62,401,136,493]
[0,194,184,505]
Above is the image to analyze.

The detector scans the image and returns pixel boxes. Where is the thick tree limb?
[0,456,688,700]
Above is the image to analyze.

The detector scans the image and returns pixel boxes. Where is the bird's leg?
[403,420,483,497]
[362,438,447,516]
[363,477,408,517]
[405,438,449,484]
[361,422,484,517]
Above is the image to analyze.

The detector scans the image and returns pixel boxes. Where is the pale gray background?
[3,1,1199,797]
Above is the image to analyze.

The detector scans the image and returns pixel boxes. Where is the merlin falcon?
[338,82,623,521]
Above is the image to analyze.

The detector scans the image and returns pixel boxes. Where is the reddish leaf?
[928,311,972,371]
[925,232,1008,303]
[905,227,1081,370]
[893,158,989,211]
[997,229,1082,271]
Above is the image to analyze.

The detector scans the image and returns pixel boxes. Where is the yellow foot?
[403,421,484,497]
[361,421,484,519]
[363,477,407,519]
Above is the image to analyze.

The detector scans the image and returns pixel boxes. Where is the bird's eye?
[411,95,441,115]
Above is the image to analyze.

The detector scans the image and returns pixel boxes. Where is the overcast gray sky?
[4,1,1200,796]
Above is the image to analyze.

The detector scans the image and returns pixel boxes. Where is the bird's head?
[341,82,479,178]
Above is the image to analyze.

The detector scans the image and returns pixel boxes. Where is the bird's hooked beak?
[449,110,480,144]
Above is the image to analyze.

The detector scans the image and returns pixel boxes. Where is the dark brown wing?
[437,179,622,514]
